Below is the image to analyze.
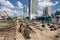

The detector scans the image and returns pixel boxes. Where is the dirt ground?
[15,20,60,40]
[0,20,60,40]
[0,21,16,40]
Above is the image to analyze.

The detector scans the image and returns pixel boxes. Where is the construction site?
[0,0,60,40]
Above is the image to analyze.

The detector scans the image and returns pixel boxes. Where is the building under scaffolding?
[43,7,49,16]
[42,0,51,16]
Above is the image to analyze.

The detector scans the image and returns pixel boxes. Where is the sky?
[51,0,60,13]
[0,0,60,16]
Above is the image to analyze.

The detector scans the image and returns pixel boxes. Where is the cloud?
[1,6,13,12]
[55,1,59,5]
[55,1,59,4]
[54,8,60,14]
[0,0,14,8]
[1,7,23,16]
[57,9,60,11]
[13,10,18,17]
[17,1,23,9]
[1,7,14,16]
[17,1,24,16]
[38,1,59,7]
[0,0,23,16]
[37,0,59,16]
[0,0,5,2]
[38,0,41,2]
[26,8,28,13]
[37,10,43,16]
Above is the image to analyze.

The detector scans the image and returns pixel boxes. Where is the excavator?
[3,10,18,20]
[3,10,12,20]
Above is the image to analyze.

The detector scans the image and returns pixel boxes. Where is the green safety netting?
[36,16,52,23]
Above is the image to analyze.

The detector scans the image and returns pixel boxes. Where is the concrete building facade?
[42,0,51,16]
[29,0,38,20]
[43,7,49,16]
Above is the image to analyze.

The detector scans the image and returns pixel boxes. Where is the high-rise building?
[42,0,51,16]
[48,6,51,16]
[43,6,48,16]
[29,0,38,20]
[43,6,51,16]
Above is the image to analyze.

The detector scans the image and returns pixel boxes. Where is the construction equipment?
[3,10,12,20]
